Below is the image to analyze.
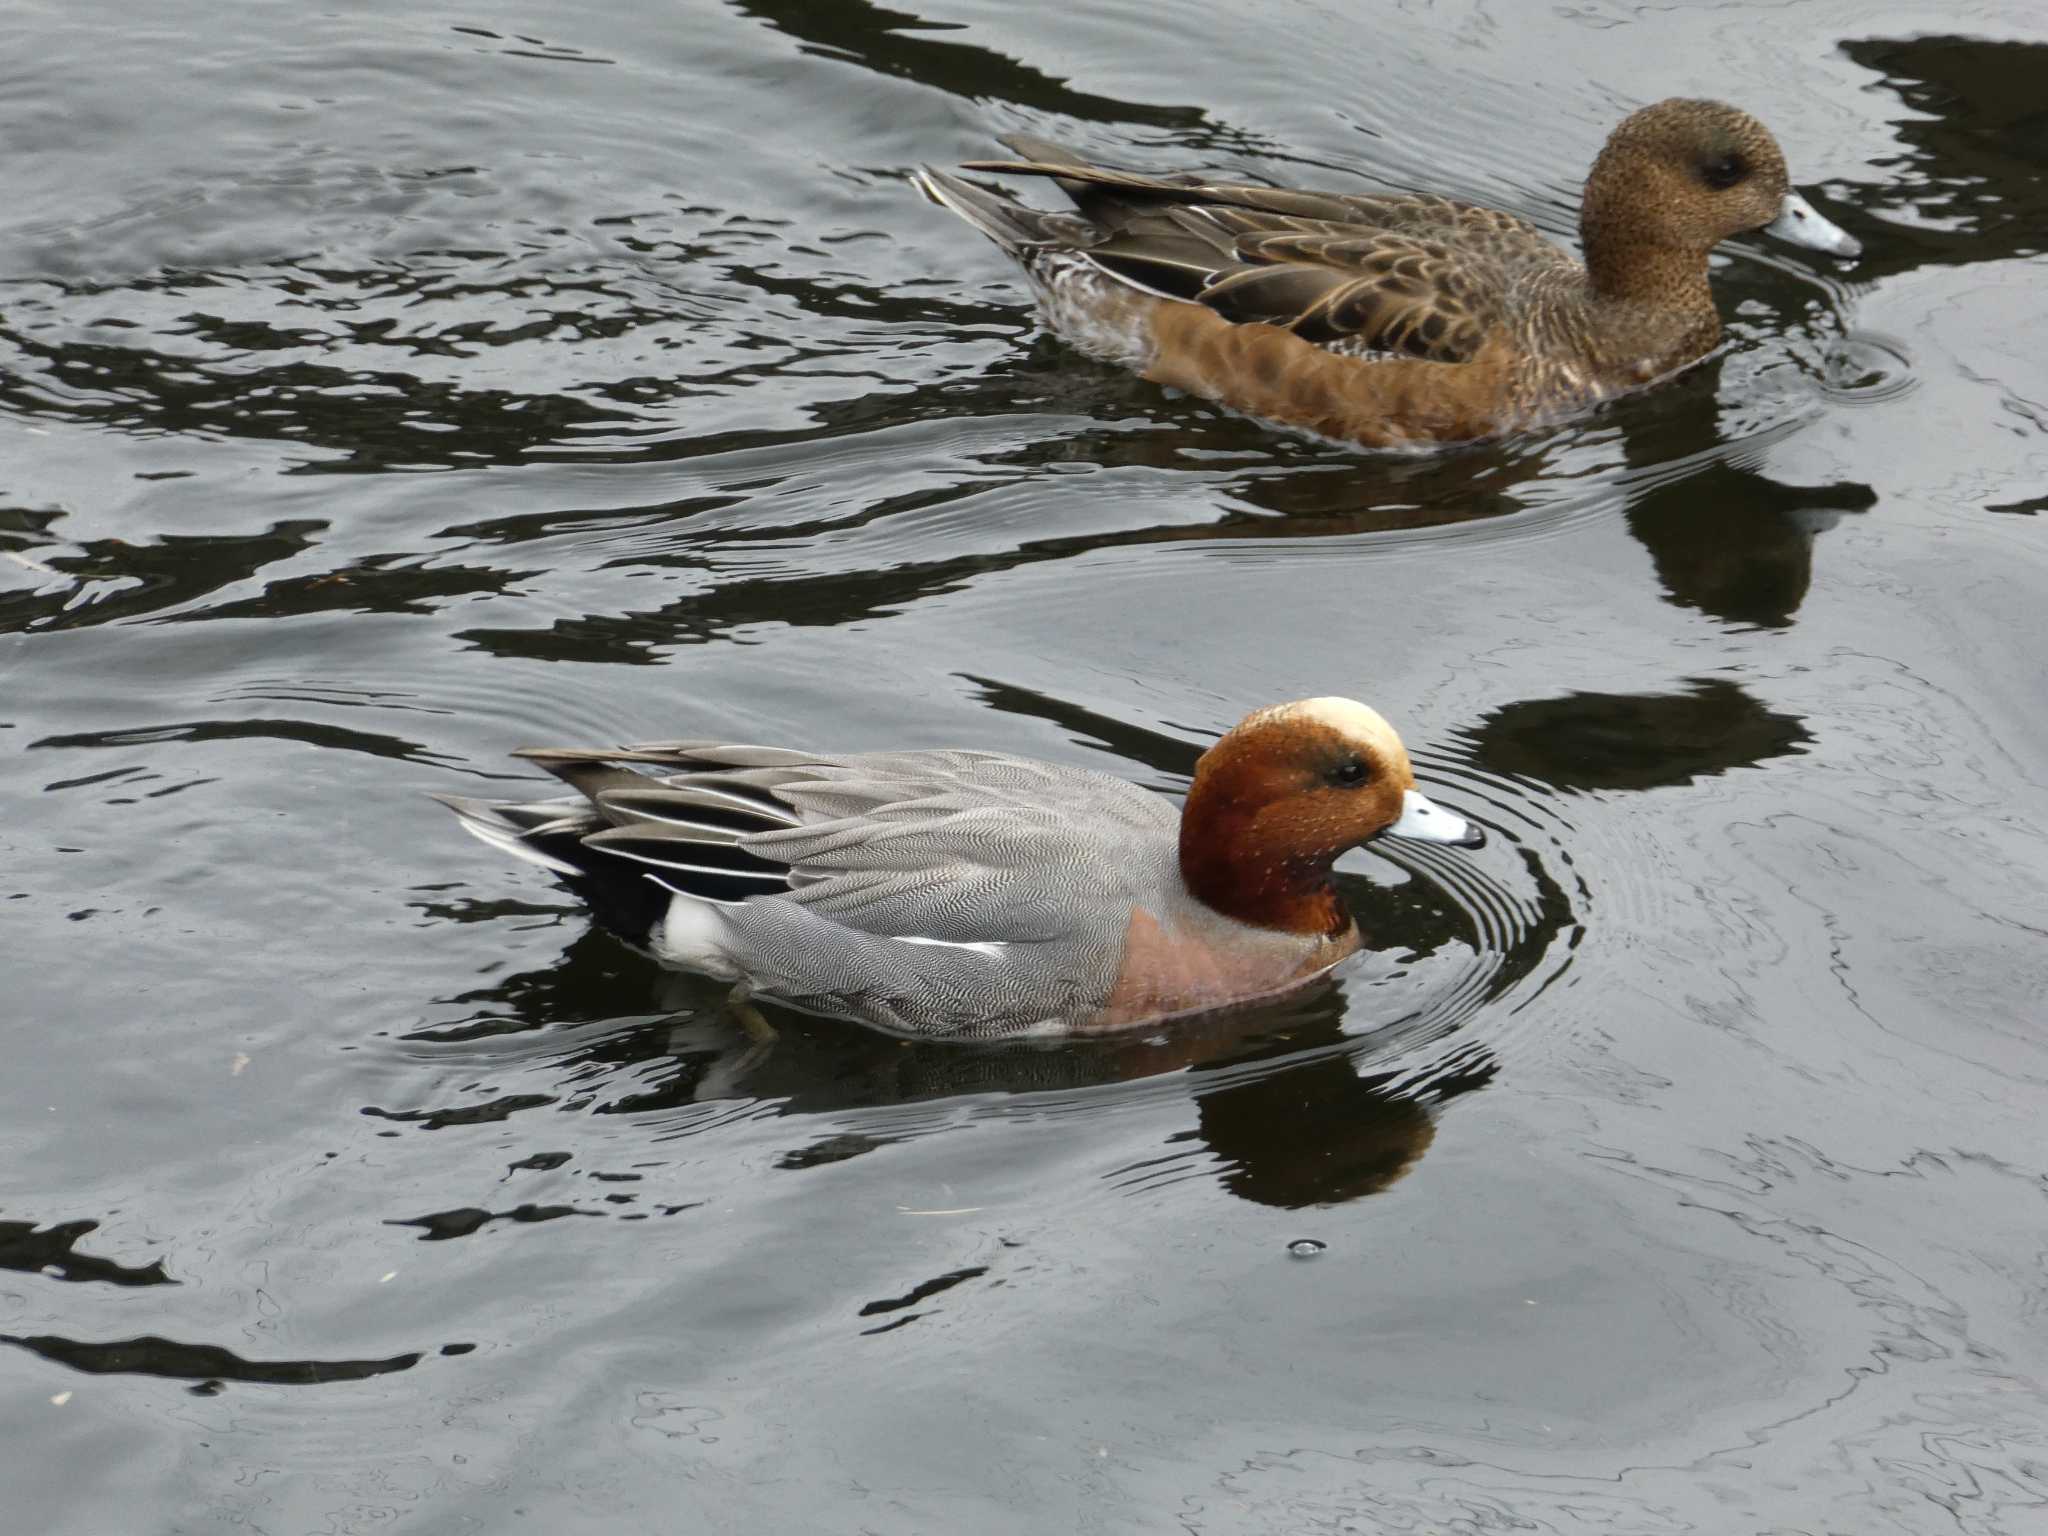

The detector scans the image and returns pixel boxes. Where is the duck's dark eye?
[1701,153,1748,191]
[1328,757,1371,789]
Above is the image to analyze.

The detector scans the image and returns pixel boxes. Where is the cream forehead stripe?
[1253,696,1407,758]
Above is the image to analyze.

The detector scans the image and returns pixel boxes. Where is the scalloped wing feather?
[961,158,1543,364]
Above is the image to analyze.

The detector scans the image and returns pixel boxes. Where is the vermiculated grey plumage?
[440,743,1184,1038]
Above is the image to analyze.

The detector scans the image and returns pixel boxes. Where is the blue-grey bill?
[1386,788,1486,849]
[1767,191,1861,258]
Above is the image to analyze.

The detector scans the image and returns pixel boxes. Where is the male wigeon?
[915,99,1861,448]
[437,698,1485,1039]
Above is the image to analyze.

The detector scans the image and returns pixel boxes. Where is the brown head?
[1178,697,1483,935]
[1580,99,1860,304]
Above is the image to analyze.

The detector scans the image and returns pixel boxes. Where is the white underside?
[1030,257,1157,371]
[658,893,1013,987]
[658,894,740,979]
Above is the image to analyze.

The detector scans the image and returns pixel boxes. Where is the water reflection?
[0,1215,462,1388]
[0,516,328,635]
[0,283,645,470]
[0,1331,444,1388]
[486,425,1829,664]
[0,1217,173,1288]
[1189,1026,1498,1208]
[1461,679,1811,792]
[1625,464,1875,628]
[731,0,1220,135]
[393,952,1487,1210]
[1843,35,2048,269]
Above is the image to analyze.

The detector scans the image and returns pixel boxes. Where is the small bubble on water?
[1287,1238,1327,1259]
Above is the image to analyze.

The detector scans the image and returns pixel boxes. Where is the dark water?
[4,0,2046,1529]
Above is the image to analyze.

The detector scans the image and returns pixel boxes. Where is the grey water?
[3,1,2046,1530]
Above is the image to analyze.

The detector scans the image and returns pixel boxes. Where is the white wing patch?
[894,935,1009,960]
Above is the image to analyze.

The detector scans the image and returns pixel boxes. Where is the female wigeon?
[437,698,1485,1039]
[916,99,1861,448]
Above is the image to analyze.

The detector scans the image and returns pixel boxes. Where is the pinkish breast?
[1085,906,1361,1032]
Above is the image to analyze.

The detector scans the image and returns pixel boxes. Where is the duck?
[436,697,1485,1039]
[915,99,1861,448]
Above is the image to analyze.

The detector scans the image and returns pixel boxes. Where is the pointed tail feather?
[431,791,675,950]
[432,792,586,878]
[914,166,1081,257]
[432,775,802,953]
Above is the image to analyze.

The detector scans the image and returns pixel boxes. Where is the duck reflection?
[1624,462,1876,628]
[434,937,1487,1208]
[0,1214,452,1387]
[417,854,1490,1210]
[1460,677,1810,792]
[1189,1028,1498,1208]
[0,1216,173,1288]
[729,0,1223,138]
[1840,35,2048,271]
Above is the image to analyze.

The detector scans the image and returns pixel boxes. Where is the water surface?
[4,1,2047,1530]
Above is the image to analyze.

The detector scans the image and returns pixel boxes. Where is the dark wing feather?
[1084,216,1498,362]
[578,826,791,904]
[509,747,810,907]
[978,143,1555,258]
[963,157,1385,228]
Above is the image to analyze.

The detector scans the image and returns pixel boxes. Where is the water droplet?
[1287,1238,1326,1259]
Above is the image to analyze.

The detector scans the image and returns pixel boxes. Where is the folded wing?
[442,742,1179,950]
[953,135,1563,364]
